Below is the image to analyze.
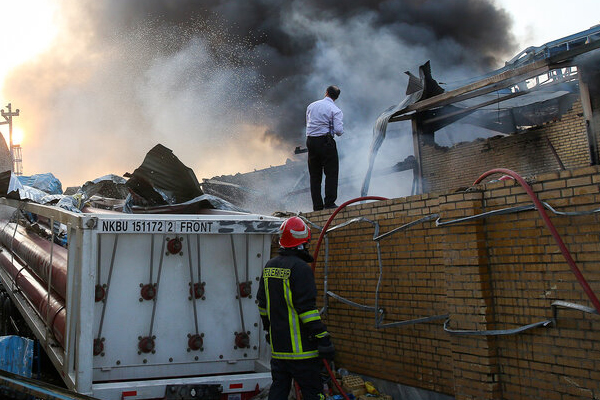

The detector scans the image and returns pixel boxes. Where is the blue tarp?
[18,173,63,195]
[0,336,34,378]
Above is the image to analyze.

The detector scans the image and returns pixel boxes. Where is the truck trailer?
[0,198,281,400]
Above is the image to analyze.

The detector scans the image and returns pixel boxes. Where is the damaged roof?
[360,25,600,197]
[387,25,600,130]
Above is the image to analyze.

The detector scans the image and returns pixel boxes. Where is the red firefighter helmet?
[278,217,311,248]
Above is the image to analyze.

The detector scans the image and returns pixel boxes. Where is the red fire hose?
[306,174,600,397]
[322,358,350,398]
[474,168,600,315]
[307,196,388,400]
[311,196,388,271]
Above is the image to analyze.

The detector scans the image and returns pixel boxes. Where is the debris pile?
[323,373,392,400]
[0,144,247,218]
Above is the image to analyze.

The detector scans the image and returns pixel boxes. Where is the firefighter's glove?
[318,336,335,361]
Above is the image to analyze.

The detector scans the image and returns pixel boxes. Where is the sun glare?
[0,125,24,148]
[0,1,59,92]
[11,126,25,146]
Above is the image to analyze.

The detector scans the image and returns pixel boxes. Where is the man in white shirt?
[305,86,344,211]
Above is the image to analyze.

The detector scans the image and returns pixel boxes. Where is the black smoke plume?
[3,0,516,190]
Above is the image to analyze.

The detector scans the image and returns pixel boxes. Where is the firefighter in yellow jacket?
[257,216,334,400]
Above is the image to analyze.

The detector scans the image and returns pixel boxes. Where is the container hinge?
[85,217,98,229]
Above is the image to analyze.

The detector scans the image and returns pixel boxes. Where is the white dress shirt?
[306,97,344,137]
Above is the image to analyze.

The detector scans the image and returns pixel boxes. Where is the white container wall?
[0,199,280,399]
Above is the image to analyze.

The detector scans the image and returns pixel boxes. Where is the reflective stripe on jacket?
[257,248,328,360]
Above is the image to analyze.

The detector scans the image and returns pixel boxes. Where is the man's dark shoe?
[313,206,324,211]
[324,204,338,209]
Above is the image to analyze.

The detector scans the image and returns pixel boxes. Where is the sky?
[496,0,599,49]
[0,0,598,192]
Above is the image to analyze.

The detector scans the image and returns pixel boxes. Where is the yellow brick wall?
[299,164,600,399]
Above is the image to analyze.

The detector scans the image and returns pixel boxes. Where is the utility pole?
[0,103,22,175]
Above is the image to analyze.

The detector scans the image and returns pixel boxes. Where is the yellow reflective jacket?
[257,248,329,360]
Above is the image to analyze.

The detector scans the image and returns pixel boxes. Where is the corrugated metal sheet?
[125,144,203,206]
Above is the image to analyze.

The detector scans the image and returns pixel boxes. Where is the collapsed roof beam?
[422,71,579,129]
[389,40,600,122]
[421,90,528,128]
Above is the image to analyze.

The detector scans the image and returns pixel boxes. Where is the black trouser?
[268,358,324,400]
[307,135,339,211]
